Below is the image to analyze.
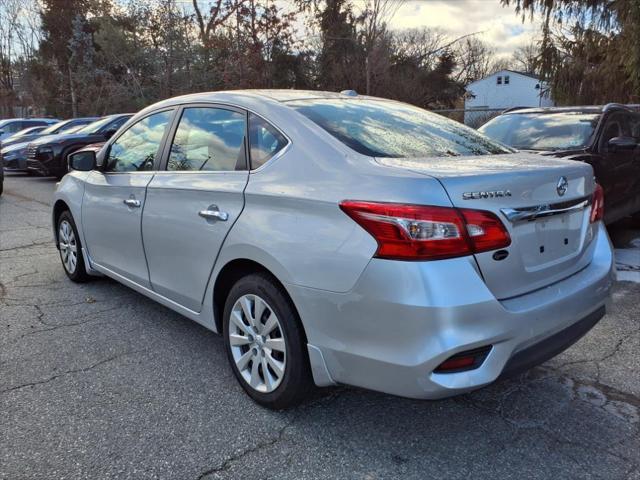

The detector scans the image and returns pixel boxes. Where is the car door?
[596,112,636,210]
[81,109,174,287]
[627,113,640,212]
[142,105,249,312]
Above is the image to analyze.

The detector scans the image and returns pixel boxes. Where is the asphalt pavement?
[1,172,639,480]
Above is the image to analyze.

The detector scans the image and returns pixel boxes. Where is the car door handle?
[198,206,228,222]
[123,198,141,208]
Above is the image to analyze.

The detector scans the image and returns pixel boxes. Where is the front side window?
[167,107,246,172]
[248,113,288,169]
[105,110,172,172]
[480,112,601,151]
[103,116,130,134]
[629,114,640,140]
[288,98,512,158]
[77,116,125,135]
[599,113,627,152]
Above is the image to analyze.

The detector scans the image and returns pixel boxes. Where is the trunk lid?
[377,153,597,299]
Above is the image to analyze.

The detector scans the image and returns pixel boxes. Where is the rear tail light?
[339,201,511,261]
[590,183,604,223]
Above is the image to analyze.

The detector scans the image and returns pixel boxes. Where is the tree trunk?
[68,63,77,117]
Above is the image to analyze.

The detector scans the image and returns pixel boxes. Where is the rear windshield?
[287,98,513,158]
[480,112,601,151]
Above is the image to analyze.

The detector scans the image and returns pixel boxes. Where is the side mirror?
[68,150,96,171]
[608,136,638,151]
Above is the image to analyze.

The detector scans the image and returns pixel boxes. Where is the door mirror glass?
[608,136,638,151]
[69,150,96,171]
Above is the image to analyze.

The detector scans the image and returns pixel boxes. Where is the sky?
[385,0,542,57]
[277,0,543,60]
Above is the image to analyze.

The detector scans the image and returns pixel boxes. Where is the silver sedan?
[52,90,614,409]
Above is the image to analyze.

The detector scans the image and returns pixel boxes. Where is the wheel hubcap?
[58,220,78,274]
[229,294,286,393]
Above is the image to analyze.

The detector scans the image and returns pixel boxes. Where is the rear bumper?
[290,222,615,399]
[499,305,605,378]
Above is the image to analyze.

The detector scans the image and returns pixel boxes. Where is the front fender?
[52,171,90,247]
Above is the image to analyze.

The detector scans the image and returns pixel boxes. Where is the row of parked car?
[0,113,132,195]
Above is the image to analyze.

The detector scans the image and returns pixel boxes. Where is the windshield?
[287,98,513,158]
[13,126,45,137]
[42,120,80,135]
[479,112,601,150]
[75,116,116,134]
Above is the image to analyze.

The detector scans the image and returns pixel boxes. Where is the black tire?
[57,210,90,282]
[223,273,314,409]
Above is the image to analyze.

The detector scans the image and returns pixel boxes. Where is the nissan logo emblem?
[557,176,568,196]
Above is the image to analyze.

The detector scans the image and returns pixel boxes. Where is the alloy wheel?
[229,294,287,393]
[58,220,78,274]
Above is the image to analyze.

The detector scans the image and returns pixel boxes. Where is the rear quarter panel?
[218,134,454,293]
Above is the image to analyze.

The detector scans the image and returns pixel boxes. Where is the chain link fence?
[431,108,505,129]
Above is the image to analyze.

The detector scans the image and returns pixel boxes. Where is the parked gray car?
[52,90,615,409]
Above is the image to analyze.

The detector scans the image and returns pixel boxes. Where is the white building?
[464,70,553,125]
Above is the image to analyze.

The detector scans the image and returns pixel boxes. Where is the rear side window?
[248,113,288,169]
[288,99,511,158]
[167,107,247,172]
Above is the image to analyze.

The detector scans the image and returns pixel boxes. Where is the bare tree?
[511,41,539,74]
[192,0,245,50]
[0,0,41,115]
[358,0,405,94]
[452,37,493,85]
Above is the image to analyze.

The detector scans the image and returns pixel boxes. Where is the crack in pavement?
[196,389,345,480]
[0,349,145,396]
[7,305,128,341]
[0,240,53,253]
[1,189,52,207]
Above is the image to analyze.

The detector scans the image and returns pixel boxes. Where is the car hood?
[1,141,30,154]
[1,133,44,148]
[30,132,104,147]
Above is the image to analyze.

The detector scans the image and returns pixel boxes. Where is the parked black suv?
[480,104,640,224]
[27,114,132,178]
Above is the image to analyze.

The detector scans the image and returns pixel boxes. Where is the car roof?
[503,103,640,115]
[139,89,377,112]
